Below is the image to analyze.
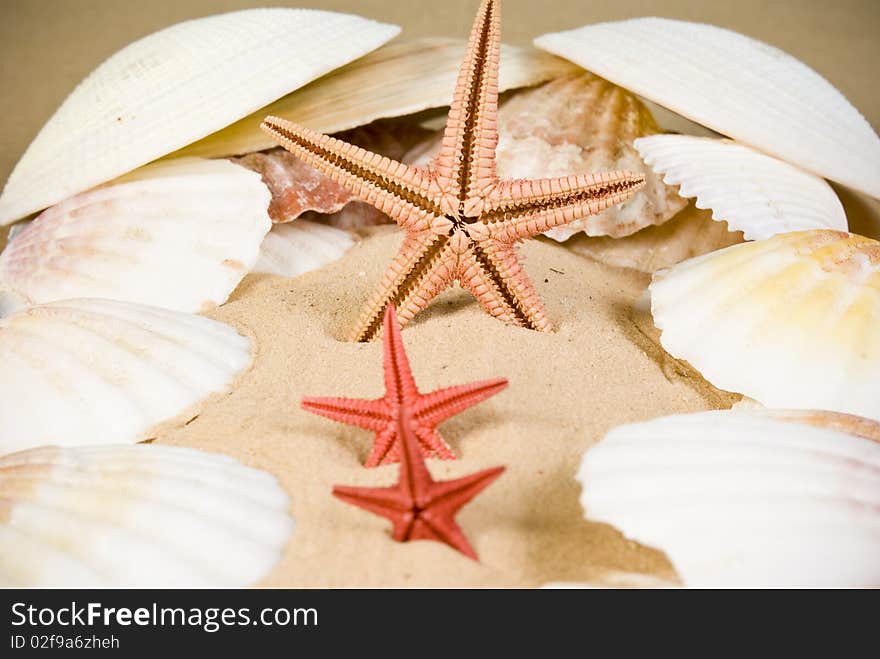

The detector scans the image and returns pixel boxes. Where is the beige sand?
[148,226,736,587]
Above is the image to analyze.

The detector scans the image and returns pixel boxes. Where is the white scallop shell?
[0,444,293,586]
[0,158,271,312]
[634,136,847,240]
[253,221,354,278]
[176,38,579,160]
[649,230,880,420]
[535,18,880,198]
[578,410,880,587]
[0,8,399,225]
[0,298,253,453]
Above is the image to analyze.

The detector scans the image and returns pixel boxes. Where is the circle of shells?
[0,6,878,587]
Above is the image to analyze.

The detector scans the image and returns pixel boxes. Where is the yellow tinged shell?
[650,230,880,420]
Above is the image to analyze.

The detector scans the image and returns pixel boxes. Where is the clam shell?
[0,444,292,586]
[253,221,354,278]
[634,136,847,240]
[535,18,880,198]
[0,8,399,225]
[0,158,271,312]
[175,38,579,160]
[0,298,253,453]
[568,203,743,274]
[496,74,687,240]
[578,410,880,587]
[650,230,880,419]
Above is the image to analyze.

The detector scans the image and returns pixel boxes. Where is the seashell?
[650,230,880,420]
[0,158,271,312]
[236,148,354,223]
[175,38,579,161]
[578,410,880,587]
[236,119,437,224]
[406,73,687,240]
[496,74,687,240]
[0,298,253,453]
[634,135,847,240]
[535,18,880,198]
[568,202,743,273]
[253,221,354,278]
[0,8,399,225]
[0,444,293,586]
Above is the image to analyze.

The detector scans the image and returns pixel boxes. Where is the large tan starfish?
[261,0,645,341]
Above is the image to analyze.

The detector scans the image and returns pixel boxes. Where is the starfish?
[333,407,505,560]
[302,305,507,466]
[261,0,645,342]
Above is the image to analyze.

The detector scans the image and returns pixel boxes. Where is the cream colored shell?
[536,18,880,198]
[0,298,253,453]
[578,410,880,587]
[175,38,580,160]
[0,158,271,312]
[634,136,847,240]
[650,230,880,420]
[253,221,354,278]
[0,8,399,225]
[0,444,293,586]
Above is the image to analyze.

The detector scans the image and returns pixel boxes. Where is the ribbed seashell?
[535,18,880,198]
[236,119,437,224]
[568,203,743,274]
[634,136,847,240]
[650,230,880,420]
[0,8,399,225]
[405,73,686,240]
[175,38,579,160]
[236,148,354,223]
[253,221,354,278]
[0,444,293,586]
[497,74,687,240]
[578,410,880,587]
[0,298,253,453]
[0,158,270,312]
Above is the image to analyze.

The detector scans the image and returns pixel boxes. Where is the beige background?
[1,0,878,224]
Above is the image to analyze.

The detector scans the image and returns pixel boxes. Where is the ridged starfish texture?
[333,407,505,560]
[302,305,508,466]
[261,0,645,341]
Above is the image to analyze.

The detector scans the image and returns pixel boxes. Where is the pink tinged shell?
[0,158,271,313]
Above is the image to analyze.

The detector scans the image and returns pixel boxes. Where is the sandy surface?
[149,226,735,587]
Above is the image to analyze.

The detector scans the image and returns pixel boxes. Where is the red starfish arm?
[414,378,508,426]
[457,241,552,331]
[409,515,479,560]
[425,466,506,517]
[332,484,414,536]
[364,425,398,468]
[483,171,646,241]
[261,116,442,232]
[301,396,390,431]
[431,0,501,214]
[350,232,457,342]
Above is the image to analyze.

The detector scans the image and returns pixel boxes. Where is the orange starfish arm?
[351,232,457,342]
[261,116,441,231]
[431,0,501,214]
[484,171,646,241]
[458,241,551,330]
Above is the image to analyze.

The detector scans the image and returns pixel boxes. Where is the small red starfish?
[302,305,507,466]
[333,408,505,560]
